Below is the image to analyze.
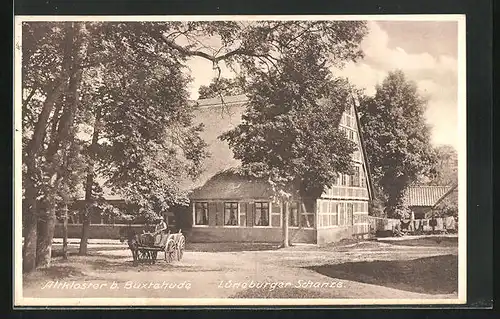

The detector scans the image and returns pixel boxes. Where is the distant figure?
[153,216,167,246]
[429,216,438,233]
[400,219,411,231]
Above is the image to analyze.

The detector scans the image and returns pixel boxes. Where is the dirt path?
[22,240,458,300]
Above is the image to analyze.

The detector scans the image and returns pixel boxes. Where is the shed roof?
[403,186,454,207]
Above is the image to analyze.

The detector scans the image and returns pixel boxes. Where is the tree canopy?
[426,145,458,186]
[219,22,368,200]
[20,20,369,269]
[358,70,436,218]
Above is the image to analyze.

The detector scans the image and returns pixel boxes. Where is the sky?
[183,20,460,150]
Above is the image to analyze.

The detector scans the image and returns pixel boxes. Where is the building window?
[194,202,209,225]
[289,202,299,227]
[338,203,345,225]
[331,203,339,226]
[239,203,247,227]
[254,202,270,226]
[347,203,354,225]
[353,166,360,187]
[349,130,354,141]
[224,202,239,226]
[341,174,347,186]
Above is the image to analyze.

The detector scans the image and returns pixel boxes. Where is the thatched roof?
[97,95,248,200]
[97,93,376,203]
[189,168,274,200]
[180,95,249,191]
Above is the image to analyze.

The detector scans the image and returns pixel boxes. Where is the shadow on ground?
[230,287,335,299]
[27,265,86,280]
[307,254,458,295]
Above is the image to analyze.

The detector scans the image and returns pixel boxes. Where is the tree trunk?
[36,204,56,268]
[281,199,289,248]
[22,183,38,273]
[79,103,102,255]
[79,215,91,255]
[62,203,69,260]
[34,22,83,268]
[21,34,71,273]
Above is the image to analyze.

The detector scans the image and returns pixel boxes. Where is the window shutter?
[247,202,254,227]
[208,202,217,226]
[216,202,224,226]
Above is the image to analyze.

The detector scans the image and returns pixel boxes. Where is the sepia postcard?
[13,14,467,307]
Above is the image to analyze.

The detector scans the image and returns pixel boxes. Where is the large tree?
[358,70,436,218]
[22,22,87,270]
[21,20,368,270]
[21,22,208,270]
[219,21,367,247]
[75,23,209,255]
[426,145,458,186]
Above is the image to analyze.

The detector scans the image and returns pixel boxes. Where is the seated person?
[153,216,167,246]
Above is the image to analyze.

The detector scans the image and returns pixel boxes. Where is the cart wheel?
[164,240,175,263]
[138,250,145,262]
[177,236,185,261]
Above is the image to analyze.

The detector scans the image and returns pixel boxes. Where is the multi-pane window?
[254,202,270,226]
[239,203,247,227]
[341,174,347,186]
[353,166,360,187]
[194,202,209,225]
[338,203,345,225]
[224,202,238,226]
[347,203,354,225]
[331,203,339,225]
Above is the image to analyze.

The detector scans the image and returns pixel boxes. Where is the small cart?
[136,230,185,264]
